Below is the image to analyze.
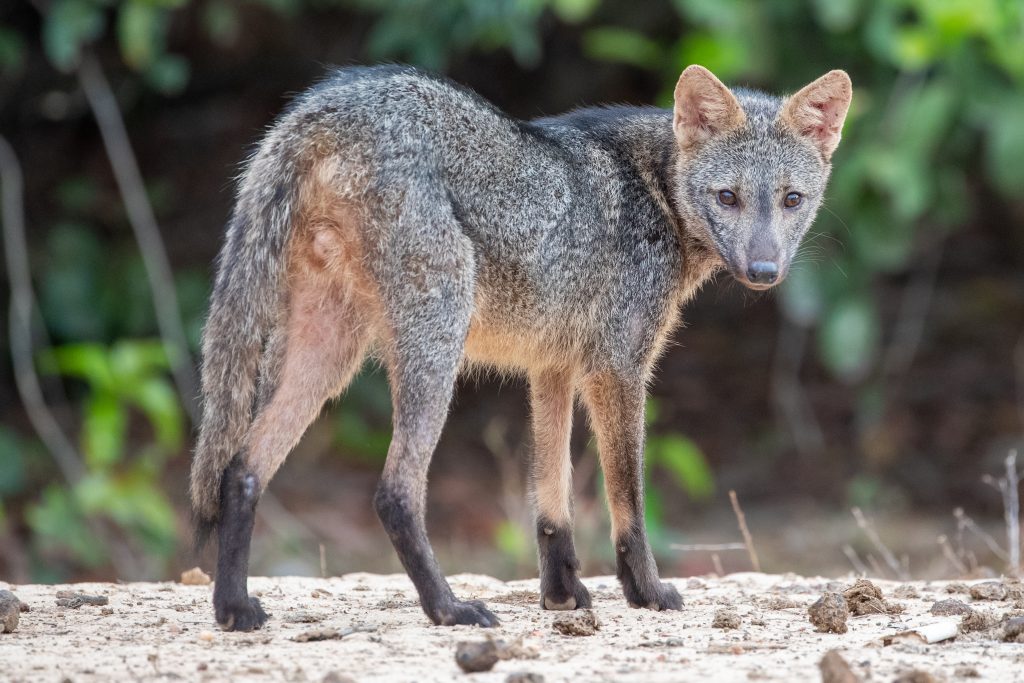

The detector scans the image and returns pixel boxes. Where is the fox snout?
[730,240,787,291]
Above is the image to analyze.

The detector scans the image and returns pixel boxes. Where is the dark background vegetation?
[1,0,1022,584]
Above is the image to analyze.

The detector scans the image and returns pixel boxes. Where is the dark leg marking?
[213,454,269,631]
[374,483,499,627]
[536,517,591,610]
[615,521,682,611]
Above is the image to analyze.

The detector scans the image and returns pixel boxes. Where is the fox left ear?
[779,70,853,161]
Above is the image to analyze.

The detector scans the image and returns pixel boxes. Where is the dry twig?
[729,490,760,572]
[937,534,967,575]
[852,507,907,580]
[841,544,868,576]
[77,53,197,421]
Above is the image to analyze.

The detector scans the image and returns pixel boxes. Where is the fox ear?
[673,65,746,149]
[779,70,852,161]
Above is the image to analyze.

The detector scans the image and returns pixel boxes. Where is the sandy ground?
[1,573,1022,682]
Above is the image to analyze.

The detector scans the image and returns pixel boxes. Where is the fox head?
[672,65,852,290]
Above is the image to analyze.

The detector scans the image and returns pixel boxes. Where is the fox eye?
[717,190,737,207]
[784,192,802,208]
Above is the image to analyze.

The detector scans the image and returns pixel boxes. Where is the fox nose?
[746,261,778,285]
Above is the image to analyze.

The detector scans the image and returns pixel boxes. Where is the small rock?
[892,585,920,599]
[198,630,215,642]
[552,609,600,636]
[284,611,324,624]
[455,640,500,673]
[322,674,356,683]
[893,670,938,683]
[712,607,741,630]
[953,666,980,678]
[55,591,108,609]
[293,628,344,642]
[506,673,544,683]
[970,581,1008,601]
[808,592,848,634]
[930,598,972,616]
[946,582,971,594]
[818,649,860,683]
[760,595,800,610]
[0,590,21,633]
[180,567,212,586]
[1003,616,1024,643]
[686,578,707,590]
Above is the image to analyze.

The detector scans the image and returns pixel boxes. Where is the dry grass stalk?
[729,490,761,572]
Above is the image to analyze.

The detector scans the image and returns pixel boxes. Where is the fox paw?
[216,596,269,631]
[624,581,683,611]
[432,599,500,627]
[541,576,592,611]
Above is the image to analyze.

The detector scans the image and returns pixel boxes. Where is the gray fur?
[190,64,847,628]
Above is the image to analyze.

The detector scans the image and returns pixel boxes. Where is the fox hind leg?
[371,198,497,626]
[530,368,591,611]
[214,277,372,631]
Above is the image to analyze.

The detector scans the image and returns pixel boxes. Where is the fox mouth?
[728,262,787,291]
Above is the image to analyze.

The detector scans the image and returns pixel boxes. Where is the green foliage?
[642,399,715,548]
[27,340,183,575]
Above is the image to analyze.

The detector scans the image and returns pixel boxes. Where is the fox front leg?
[583,372,682,610]
[530,368,591,611]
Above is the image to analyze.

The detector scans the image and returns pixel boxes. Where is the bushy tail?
[190,134,301,547]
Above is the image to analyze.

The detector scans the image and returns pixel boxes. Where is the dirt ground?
[2,572,1022,682]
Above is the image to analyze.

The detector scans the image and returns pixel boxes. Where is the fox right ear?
[673,65,746,149]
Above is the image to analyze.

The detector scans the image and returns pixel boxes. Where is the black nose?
[747,261,778,284]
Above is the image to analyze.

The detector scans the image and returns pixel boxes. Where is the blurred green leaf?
[653,435,715,501]
[84,392,127,468]
[43,0,105,71]
[494,519,529,561]
[583,28,663,71]
[118,1,164,70]
[818,295,880,382]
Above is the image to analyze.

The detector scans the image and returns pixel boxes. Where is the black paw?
[431,599,500,627]
[216,596,269,631]
[624,581,683,611]
[541,576,592,611]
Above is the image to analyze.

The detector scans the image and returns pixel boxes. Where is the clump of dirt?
[893,670,938,683]
[552,609,600,636]
[711,607,741,629]
[0,590,22,633]
[843,579,903,616]
[505,673,544,683]
[55,591,108,609]
[488,590,540,606]
[321,674,356,683]
[892,585,920,599]
[180,567,212,586]
[953,666,980,678]
[930,599,972,616]
[960,609,998,634]
[293,623,377,642]
[819,650,860,683]
[946,582,971,594]
[809,592,848,634]
[1003,616,1024,643]
[758,595,801,610]
[969,581,1008,601]
[455,640,501,673]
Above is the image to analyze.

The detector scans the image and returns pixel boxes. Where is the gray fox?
[190,63,852,630]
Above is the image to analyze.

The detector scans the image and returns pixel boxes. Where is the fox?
[190,63,852,631]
